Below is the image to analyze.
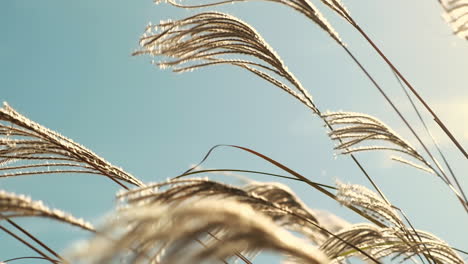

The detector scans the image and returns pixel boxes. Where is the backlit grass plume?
[441,0,468,40]
[133,12,318,113]
[333,182,463,263]
[0,190,94,232]
[0,103,143,188]
[336,181,403,228]
[323,111,433,174]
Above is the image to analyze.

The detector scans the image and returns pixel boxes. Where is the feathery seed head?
[134,13,319,113]
[440,0,468,40]
[336,181,402,227]
[0,102,144,187]
[0,190,94,231]
[324,111,432,172]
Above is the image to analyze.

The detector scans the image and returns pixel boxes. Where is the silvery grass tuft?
[0,190,94,232]
[440,0,468,40]
[1,0,468,264]
[0,103,143,188]
[133,12,318,113]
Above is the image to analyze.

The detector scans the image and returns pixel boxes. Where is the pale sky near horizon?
[1,0,468,262]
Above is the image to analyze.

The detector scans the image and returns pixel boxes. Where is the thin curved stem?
[352,24,468,160]
[0,224,58,264]
[339,44,468,213]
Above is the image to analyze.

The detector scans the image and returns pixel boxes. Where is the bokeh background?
[1,0,468,262]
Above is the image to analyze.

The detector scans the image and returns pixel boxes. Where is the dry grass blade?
[70,199,330,264]
[0,190,94,231]
[441,0,468,40]
[319,223,464,264]
[0,103,143,188]
[133,12,318,113]
[154,0,343,45]
[323,111,434,173]
[119,178,332,244]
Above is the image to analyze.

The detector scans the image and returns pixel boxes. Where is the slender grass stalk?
[318,0,468,160]
[392,70,468,204]
[178,168,337,188]
[0,225,58,264]
[4,219,63,263]
[2,256,61,263]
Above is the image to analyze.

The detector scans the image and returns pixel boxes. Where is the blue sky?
[1,0,468,262]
